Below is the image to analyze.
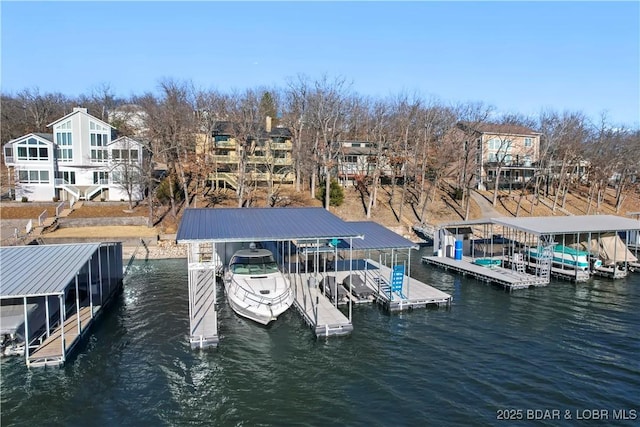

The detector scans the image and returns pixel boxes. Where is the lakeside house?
[196,117,294,190]
[3,108,146,203]
[454,122,542,191]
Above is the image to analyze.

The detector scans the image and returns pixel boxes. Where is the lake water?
[2,247,639,426]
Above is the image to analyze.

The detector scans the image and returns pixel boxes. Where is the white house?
[3,107,146,203]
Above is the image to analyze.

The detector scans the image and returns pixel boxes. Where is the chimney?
[73,107,88,113]
[265,116,272,133]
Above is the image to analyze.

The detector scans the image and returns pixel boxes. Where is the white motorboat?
[224,246,293,325]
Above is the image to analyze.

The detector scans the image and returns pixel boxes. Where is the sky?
[1,1,639,127]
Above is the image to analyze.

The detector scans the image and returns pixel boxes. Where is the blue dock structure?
[426,215,640,288]
[176,208,452,345]
[0,243,123,367]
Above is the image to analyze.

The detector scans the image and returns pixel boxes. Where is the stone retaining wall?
[58,216,149,227]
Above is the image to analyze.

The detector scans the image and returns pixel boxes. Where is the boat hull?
[528,245,591,271]
[224,275,293,326]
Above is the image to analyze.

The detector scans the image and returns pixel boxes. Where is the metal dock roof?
[437,215,640,237]
[177,207,365,243]
[491,215,640,236]
[0,243,101,298]
[347,221,419,250]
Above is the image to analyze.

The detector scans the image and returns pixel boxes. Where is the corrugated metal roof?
[177,207,365,243]
[347,222,418,250]
[492,215,640,236]
[0,243,101,298]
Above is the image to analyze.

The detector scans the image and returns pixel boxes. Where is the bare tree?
[452,102,494,220]
[110,137,146,210]
[227,89,262,207]
[138,78,196,217]
[307,75,350,208]
[282,74,312,193]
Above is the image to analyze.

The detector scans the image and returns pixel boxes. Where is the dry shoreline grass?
[2,184,637,254]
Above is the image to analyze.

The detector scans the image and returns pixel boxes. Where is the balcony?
[214,140,236,148]
[270,142,292,150]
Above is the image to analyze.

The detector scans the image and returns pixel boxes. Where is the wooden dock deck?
[362,260,452,311]
[501,255,591,283]
[189,267,219,349]
[593,265,628,279]
[422,255,549,291]
[292,273,353,338]
[28,306,95,367]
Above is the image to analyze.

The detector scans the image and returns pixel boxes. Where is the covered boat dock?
[0,243,123,367]
[424,215,640,288]
[176,207,452,347]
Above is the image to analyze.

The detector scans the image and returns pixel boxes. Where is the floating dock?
[291,258,451,338]
[188,267,219,349]
[292,273,353,338]
[1,243,123,367]
[422,255,549,291]
[176,208,453,347]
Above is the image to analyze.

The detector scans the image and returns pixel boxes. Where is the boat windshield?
[230,255,280,275]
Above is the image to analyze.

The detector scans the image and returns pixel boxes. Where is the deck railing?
[55,201,65,217]
[38,209,48,226]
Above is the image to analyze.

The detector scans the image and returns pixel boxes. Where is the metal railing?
[54,179,81,199]
[84,180,109,200]
[55,201,65,217]
[38,209,48,226]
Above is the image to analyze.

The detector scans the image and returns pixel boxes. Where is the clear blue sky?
[2,1,639,127]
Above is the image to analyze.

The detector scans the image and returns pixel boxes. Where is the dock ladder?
[537,238,554,280]
[513,253,526,274]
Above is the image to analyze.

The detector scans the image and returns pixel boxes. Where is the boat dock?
[28,306,94,367]
[290,258,451,337]
[177,208,453,348]
[188,267,219,349]
[422,255,549,291]
[363,259,451,310]
[500,254,591,283]
[430,215,640,289]
[292,273,353,338]
[1,243,123,367]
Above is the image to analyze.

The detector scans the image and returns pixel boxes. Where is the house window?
[18,170,49,183]
[488,138,512,151]
[93,171,109,184]
[4,146,12,159]
[112,148,139,162]
[91,148,108,162]
[55,121,73,162]
[524,137,532,147]
[15,138,49,161]
[90,126,109,163]
[55,171,76,184]
[344,155,358,164]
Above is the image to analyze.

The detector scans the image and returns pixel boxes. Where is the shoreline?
[121,240,187,260]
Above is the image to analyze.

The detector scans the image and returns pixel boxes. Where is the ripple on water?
[1,257,639,426]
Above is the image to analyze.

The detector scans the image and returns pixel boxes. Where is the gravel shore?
[122,240,187,260]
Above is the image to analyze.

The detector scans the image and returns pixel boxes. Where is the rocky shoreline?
[122,239,187,260]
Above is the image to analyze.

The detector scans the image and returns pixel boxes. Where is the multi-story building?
[455,122,542,190]
[3,107,146,202]
[206,117,294,189]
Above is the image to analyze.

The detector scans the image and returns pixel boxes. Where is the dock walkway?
[363,260,452,310]
[422,255,549,291]
[292,273,353,338]
[28,306,95,367]
[189,267,218,349]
